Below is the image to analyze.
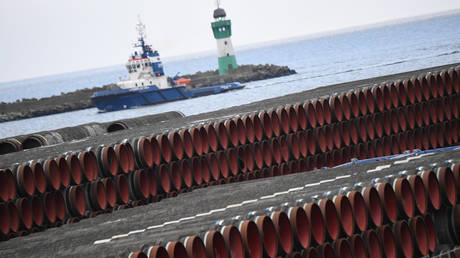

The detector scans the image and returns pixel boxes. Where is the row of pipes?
[126,161,460,258]
[0,67,459,241]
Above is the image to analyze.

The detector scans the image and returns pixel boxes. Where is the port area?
[0,64,295,122]
[0,62,459,257]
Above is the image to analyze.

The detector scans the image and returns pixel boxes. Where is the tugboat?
[91,18,244,112]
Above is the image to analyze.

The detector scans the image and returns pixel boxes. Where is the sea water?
[1,13,459,138]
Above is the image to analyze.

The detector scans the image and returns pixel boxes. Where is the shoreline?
[0,64,295,122]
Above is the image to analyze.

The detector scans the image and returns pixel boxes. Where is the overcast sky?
[0,0,459,83]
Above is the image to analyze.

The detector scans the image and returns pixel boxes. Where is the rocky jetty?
[0,64,296,122]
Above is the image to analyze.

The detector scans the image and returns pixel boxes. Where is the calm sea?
[1,13,459,138]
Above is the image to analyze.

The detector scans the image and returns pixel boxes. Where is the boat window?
[137,64,140,68]
[135,83,138,86]
[142,82,144,86]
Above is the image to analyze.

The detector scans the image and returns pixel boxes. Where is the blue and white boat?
[91,19,244,112]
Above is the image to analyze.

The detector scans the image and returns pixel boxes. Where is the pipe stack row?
[0,67,459,241]
[126,160,460,258]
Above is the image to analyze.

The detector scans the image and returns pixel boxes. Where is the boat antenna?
[136,14,146,40]
[215,0,221,8]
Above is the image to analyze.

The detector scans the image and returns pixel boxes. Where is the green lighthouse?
[211,1,238,75]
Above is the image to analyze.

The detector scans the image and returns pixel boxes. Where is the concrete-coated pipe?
[224,119,239,148]
[158,164,172,193]
[28,161,46,195]
[423,214,437,253]
[0,203,10,236]
[261,140,273,167]
[168,132,184,161]
[13,163,36,197]
[278,136,290,163]
[376,182,398,223]
[54,156,71,188]
[113,143,130,173]
[318,198,341,241]
[267,109,281,137]
[255,215,278,258]
[248,114,264,142]
[362,88,376,114]
[233,117,247,146]
[448,96,460,120]
[157,134,173,163]
[312,100,325,127]
[288,206,311,250]
[329,96,343,123]
[43,192,56,224]
[179,129,194,158]
[382,111,392,136]
[362,187,383,227]
[304,129,315,156]
[166,241,188,258]
[421,170,442,211]
[427,73,439,99]
[31,196,44,227]
[317,242,336,258]
[200,156,211,184]
[356,90,369,116]
[302,247,320,258]
[286,133,300,160]
[241,115,255,144]
[354,143,367,160]
[332,149,343,167]
[85,180,107,211]
[371,86,385,112]
[214,121,230,150]
[277,107,291,134]
[334,238,352,258]
[184,235,206,258]
[250,143,264,170]
[221,225,244,258]
[409,216,429,256]
[114,174,130,205]
[303,202,326,245]
[237,145,249,173]
[449,68,460,94]
[393,220,414,258]
[364,115,375,141]
[97,146,119,177]
[372,139,384,158]
[217,151,230,179]
[436,167,457,206]
[390,109,401,134]
[407,174,427,215]
[393,178,415,219]
[41,159,62,191]
[372,113,384,139]
[333,195,355,237]
[3,169,15,201]
[78,150,98,181]
[324,125,334,152]
[294,104,308,131]
[315,127,327,153]
[362,230,383,258]
[381,84,392,111]
[314,153,325,169]
[225,148,239,177]
[450,120,459,144]
[436,72,446,97]
[128,251,148,258]
[414,103,424,128]
[418,76,431,101]
[403,79,416,104]
[65,185,86,217]
[356,117,367,143]
[390,135,400,155]
[15,198,33,230]
[147,246,169,258]
[413,77,424,103]
[441,70,453,95]
[7,202,19,234]
[0,169,11,202]
[389,82,400,108]
[191,157,204,185]
[101,178,116,208]
[347,192,367,232]
[271,211,293,255]
[295,131,308,158]
[268,138,282,165]
[131,169,150,200]
[320,98,333,125]
[0,137,23,155]
[239,220,263,258]
[348,234,368,258]
[332,123,344,149]
[199,126,210,155]
[304,101,318,128]
[286,105,299,133]
[54,191,66,222]
[259,111,274,139]
[376,225,397,258]
[347,91,360,118]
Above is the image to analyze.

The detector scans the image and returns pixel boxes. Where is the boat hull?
[91,83,244,112]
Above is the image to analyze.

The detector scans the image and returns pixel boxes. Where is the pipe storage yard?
[1,63,460,257]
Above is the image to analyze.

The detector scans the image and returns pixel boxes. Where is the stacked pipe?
[127,160,460,258]
[1,67,460,242]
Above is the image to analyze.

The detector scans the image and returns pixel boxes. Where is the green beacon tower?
[211,1,238,75]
